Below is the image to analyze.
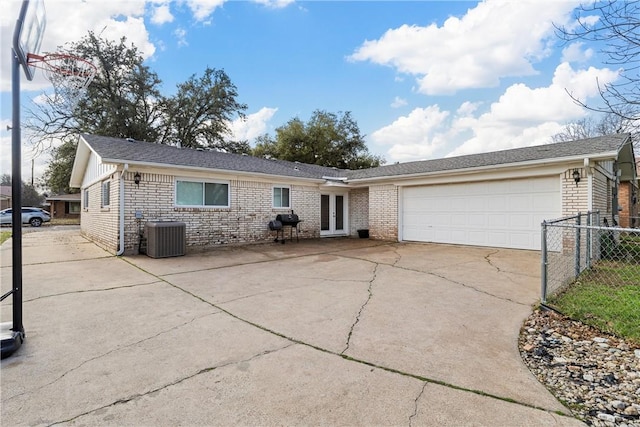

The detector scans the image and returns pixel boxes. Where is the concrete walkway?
[1,228,584,426]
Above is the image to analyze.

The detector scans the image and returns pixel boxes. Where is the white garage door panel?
[402,176,560,250]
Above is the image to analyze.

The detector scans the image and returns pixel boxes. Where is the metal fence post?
[586,211,592,269]
[541,221,548,304]
[575,213,581,278]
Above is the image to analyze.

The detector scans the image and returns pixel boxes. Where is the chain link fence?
[541,212,640,341]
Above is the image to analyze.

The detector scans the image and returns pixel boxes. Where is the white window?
[176,180,229,207]
[83,189,89,209]
[101,180,110,207]
[273,186,290,208]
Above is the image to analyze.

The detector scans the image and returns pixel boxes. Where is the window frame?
[101,180,110,208]
[272,185,291,209]
[83,189,89,210]
[174,178,230,208]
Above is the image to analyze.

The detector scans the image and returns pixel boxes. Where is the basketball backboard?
[13,0,46,81]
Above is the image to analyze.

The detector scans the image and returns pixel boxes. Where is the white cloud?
[151,3,174,25]
[174,28,188,47]
[447,63,619,156]
[185,0,226,22]
[228,107,278,142]
[373,63,620,163]
[349,0,581,95]
[252,0,295,8]
[370,106,450,161]
[390,96,407,108]
[561,42,594,63]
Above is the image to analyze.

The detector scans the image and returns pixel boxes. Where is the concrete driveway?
[1,228,584,426]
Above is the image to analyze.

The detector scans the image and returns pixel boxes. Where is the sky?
[0,0,620,186]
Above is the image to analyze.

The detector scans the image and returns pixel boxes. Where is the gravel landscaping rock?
[519,309,640,426]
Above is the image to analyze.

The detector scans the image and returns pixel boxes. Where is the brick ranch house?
[69,133,637,255]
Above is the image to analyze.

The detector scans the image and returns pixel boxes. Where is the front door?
[321,193,347,236]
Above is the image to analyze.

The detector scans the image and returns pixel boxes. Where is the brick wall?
[562,168,589,217]
[368,184,397,240]
[81,174,120,253]
[116,172,322,254]
[349,188,369,236]
[618,182,639,228]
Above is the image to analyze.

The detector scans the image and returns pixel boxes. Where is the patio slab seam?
[23,281,165,303]
[46,342,297,427]
[120,257,576,420]
[155,241,396,278]
[2,310,223,403]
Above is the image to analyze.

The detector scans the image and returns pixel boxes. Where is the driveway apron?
[1,228,584,426]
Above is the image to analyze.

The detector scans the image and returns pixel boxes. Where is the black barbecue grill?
[269,211,301,243]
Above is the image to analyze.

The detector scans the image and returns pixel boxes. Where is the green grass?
[0,231,11,245]
[548,261,640,343]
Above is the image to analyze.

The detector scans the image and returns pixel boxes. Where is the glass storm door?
[321,193,346,236]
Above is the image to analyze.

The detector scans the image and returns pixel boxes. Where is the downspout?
[117,164,128,256]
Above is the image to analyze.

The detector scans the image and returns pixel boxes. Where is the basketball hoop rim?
[27,52,97,77]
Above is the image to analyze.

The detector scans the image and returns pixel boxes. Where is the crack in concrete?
[47,342,296,426]
[337,251,528,307]
[341,263,378,355]
[409,382,428,427]
[3,311,220,403]
[427,269,528,306]
[483,249,501,272]
[23,281,163,303]
[119,256,573,421]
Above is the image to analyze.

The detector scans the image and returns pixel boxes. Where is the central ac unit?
[145,221,186,258]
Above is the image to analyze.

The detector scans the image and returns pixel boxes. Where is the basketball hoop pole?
[1,0,29,359]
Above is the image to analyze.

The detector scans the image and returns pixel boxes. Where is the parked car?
[0,207,51,227]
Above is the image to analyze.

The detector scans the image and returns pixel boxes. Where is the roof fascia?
[69,136,98,188]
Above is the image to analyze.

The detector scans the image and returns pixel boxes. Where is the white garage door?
[402,176,560,250]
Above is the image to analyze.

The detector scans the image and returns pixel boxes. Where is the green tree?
[252,110,384,169]
[42,139,79,195]
[32,33,249,194]
[0,174,44,206]
[161,67,247,150]
[28,31,164,144]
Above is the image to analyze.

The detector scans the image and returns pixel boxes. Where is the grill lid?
[276,213,300,224]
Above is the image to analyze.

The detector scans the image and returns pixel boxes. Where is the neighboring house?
[0,186,11,210]
[618,160,639,228]
[69,133,637,255]
[46,193,82,220]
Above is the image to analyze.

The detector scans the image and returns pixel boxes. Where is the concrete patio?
[0,228,584,426]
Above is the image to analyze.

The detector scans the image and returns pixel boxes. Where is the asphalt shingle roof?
[81,134,345,180]
[345,133,631,180]
[81,133,630,182]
